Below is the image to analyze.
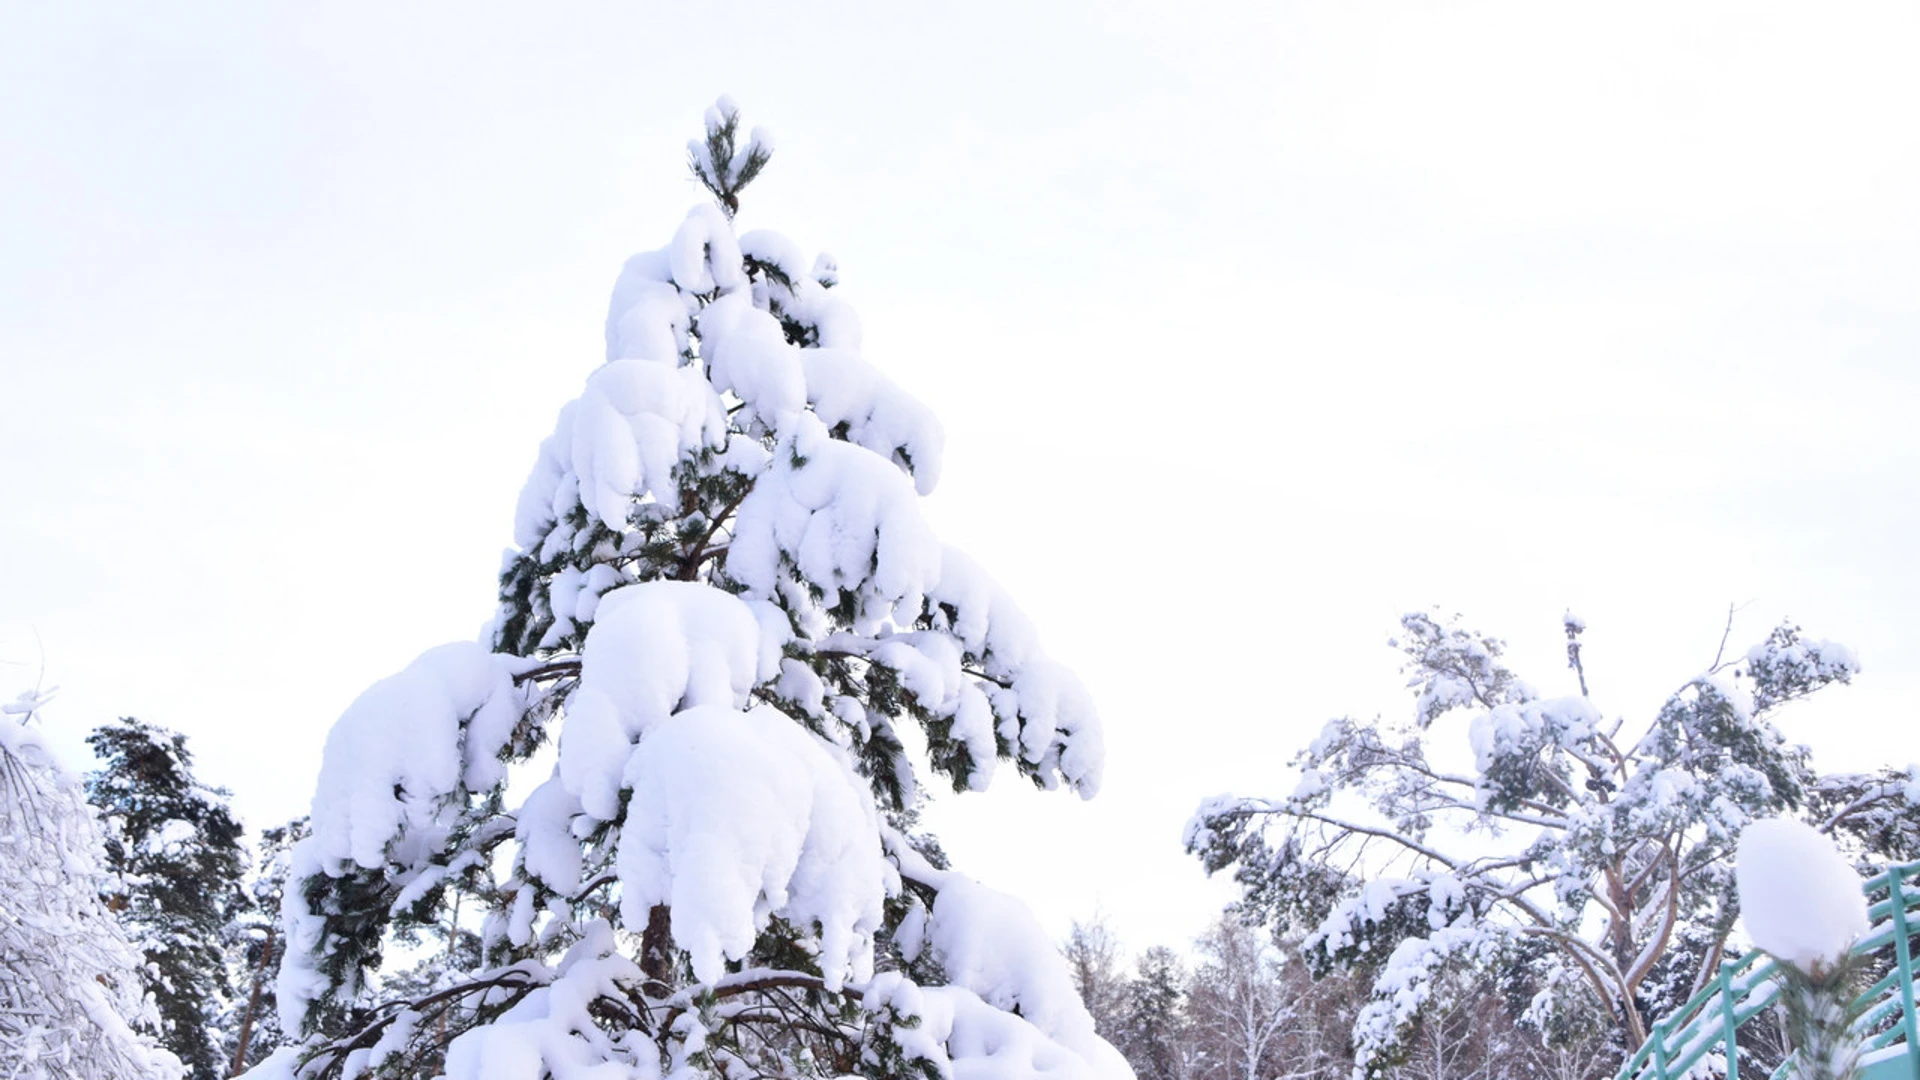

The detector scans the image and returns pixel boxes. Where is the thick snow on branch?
[513,357,727,549]
[926,547,1038,679]
[1348,924,1491,1074]
[272,840,333,1039]
[925,877,1100,1049]
[895,875,1131,1080]
[800,348,944,495]
[924,548,1104,797]
[1745,631,1860,711]
[605,249,693,364]
[869,975,1131,1080]
[1004,660,1104,796]
[701,290,807,431]
[880,866,1130,1080]
[559,581,779,820]
[308,642,529,873]
[1467,696,1602,774]
[441,923,644,1080]
[616,704,890,991]
[1736,817,1868,976]
[868,631,999,791]
[729,414,942,632]
[670,204,747,296]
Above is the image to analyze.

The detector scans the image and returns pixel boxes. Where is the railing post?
[1890,867,1919,1080]
[1653,1016,1670,1080]
[1720,960,1739,1080]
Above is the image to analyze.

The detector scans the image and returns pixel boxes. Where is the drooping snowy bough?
[251,101,1124,1080]
[1186,612,1920,1077]
[0,691,185,1080]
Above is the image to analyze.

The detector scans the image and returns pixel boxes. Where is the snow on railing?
[1616,860,1920,1080]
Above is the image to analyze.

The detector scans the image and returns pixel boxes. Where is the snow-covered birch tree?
[1065,917,1127,1041]
[1186,920,1289,1080]
[0,692,183,1080]
[247,100,1127,1080]
[1186,610,1920,1077]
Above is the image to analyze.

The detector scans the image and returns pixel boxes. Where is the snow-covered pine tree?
[1116,947,1194,1080]
[0,692,183,1079]
[1185,611,1920,1077]
[250,99,1124,1080]
[85,717,249,1080]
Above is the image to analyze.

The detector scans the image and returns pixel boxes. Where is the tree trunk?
[229,922,275,1077]
[641,904,674,991]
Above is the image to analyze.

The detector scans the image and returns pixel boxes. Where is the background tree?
[1393,962,1514,1080]
[249,99,1123,1080]
[1098,923,1356,1080]
[1066,915,1128,1041]
[1116,946,1196,1080]
[1186,918,1289,1080]
[1,691,182,1078]
[1186,610,1919,1077]
[86,716,248,1080]
[1261,939,1358,1080]
[225,818,309,1077]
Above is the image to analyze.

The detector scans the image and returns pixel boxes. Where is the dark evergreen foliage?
[86,717,248,1080]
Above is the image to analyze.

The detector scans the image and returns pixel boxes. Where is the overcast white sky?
[4,1,1918,957]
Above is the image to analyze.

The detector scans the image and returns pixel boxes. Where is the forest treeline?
[13,677,1915,1080]
[4,710,1624,1080]
[1066,912,1625,1080]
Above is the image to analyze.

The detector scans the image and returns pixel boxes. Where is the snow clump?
[1736,816,1868,976]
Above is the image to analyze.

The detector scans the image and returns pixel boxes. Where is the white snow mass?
[616,704,890,991]
[1736,816,1868,976]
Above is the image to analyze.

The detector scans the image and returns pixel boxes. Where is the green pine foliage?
[86,717,248,1080]
[1119,947,1191,1080]
[1777,952,1867,1080]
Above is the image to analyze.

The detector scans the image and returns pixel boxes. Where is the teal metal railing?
[1616,861,1920,1080]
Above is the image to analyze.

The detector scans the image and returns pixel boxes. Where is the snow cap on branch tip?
[1736,816,1868,978]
